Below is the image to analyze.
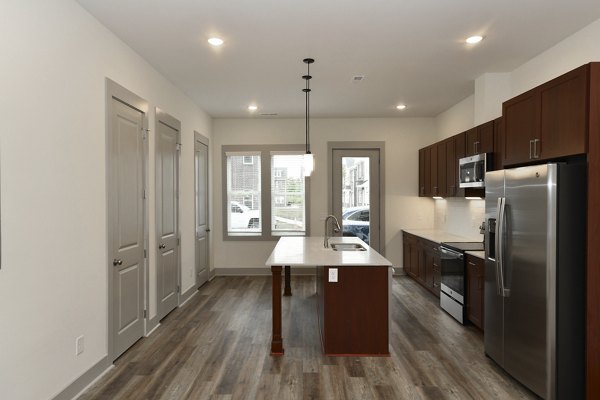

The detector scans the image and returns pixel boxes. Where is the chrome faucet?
[324,215,341,248]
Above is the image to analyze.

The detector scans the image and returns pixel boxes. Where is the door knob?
[159,244,166,249]
[205,228,211,232]
[113,259,122,266]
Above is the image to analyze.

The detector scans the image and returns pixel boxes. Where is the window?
[226,152,261,235]
[271,153,306,234]
[223,145,310,240]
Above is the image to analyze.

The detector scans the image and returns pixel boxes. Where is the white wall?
[0,1,211,399]
[511,18,600,97]
[435,95,474,141]
[474,73,511,125]
[433,199,485,240]
[433,17,600,238]
[212,118,437,272]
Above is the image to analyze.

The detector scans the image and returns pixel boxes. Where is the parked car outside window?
[230,201,260,229]
[342,206,370,244]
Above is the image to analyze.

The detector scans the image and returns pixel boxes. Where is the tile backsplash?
[434,198,485,240]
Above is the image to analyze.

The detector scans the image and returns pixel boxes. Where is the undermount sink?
[330,243,366,251]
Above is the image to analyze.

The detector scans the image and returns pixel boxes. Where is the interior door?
[332,148,381,252]
[194,133,209,287]
[156,111,180,321]
[109,97,145,359]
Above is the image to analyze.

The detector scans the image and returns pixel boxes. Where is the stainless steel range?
[439,241,484,324]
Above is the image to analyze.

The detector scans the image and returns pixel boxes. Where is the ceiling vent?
[260,113,278,116]
[352,75,365,83]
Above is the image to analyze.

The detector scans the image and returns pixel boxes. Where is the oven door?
[440,246,465,304]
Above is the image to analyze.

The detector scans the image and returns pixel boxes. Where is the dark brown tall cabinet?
[502,64,588,166]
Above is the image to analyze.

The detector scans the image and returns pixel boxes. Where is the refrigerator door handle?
[495,198,503,296]
[498,197,511,297]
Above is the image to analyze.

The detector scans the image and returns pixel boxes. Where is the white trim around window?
[222,144,311,241]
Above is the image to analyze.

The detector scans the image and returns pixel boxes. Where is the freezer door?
[503,164,553,398]
[484,170,505,365]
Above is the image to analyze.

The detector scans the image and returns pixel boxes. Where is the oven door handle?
[440,247,463,259]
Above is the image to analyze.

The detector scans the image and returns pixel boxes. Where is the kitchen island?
[265,236,393,356]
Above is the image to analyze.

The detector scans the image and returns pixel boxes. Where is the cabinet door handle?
[529,140,534,159]
[533,139,540,159]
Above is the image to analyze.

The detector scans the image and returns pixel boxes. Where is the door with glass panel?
[332,149,381,252]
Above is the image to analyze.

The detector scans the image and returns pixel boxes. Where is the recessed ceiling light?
[208,37,224,46]
[396,104,407,110]
[248,105,258,111]
[466,35,483,44]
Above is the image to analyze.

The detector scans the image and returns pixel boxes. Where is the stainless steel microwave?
[459,153,492,188]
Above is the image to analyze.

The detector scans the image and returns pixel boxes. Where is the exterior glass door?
[332,149,380,252]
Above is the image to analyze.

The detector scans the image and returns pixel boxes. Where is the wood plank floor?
[78,276,537,400]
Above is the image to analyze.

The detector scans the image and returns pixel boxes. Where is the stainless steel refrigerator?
[484,163,585,399]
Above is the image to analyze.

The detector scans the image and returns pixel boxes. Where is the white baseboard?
[50,356,112,400]
[179,286,198,307]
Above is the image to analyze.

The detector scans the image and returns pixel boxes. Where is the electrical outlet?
[328,268,338,283]
[76,335,84,356]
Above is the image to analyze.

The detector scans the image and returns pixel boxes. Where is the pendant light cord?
[303,58,314,155]
[306,61,310,154]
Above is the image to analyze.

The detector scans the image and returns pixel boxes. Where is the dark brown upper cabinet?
[493,117,504,170]
[454,132,466,196]
[436,141,447,197]
[502,64,589,166]
[465,121,494,156]
[430,144,438,196]
[419,146,432,197]
[445,137,457,197]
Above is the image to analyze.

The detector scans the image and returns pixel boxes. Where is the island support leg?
[271,265,284,355]
[283,265,292,296]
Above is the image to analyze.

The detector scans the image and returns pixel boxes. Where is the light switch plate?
[328,268,338,282]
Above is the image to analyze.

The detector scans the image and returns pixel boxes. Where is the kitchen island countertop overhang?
[265,236,393,267]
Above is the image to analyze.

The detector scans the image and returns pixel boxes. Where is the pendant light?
[302,58,315,177]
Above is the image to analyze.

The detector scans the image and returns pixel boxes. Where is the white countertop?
[402,229,482,244]
[265,236,393,267]
[466,250,486,259]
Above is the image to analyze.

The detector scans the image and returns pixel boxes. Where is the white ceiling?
[78,0,600,118]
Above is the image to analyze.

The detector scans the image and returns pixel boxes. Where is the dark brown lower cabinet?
[466,255,485,330]
[402,231,440,297]
[316,265,389,355]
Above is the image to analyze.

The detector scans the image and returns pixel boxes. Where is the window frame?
[222,144,311,241]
